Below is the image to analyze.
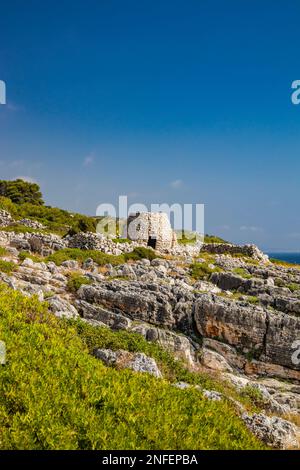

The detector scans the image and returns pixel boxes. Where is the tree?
[0,179,44,206]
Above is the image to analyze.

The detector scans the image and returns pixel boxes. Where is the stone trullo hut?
[123,212,177,251]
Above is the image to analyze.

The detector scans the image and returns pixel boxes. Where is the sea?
[267,252,300,265]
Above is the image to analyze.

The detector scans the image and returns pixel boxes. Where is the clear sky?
[0,0,300,251]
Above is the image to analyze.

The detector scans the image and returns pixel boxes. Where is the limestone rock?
[93,348,162,378]
[242,413,299,449]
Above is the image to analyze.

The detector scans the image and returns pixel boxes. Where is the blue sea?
[267,253,300,264]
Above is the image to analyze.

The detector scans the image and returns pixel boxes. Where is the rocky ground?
[0,213,299,449]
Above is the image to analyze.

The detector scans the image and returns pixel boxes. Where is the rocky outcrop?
[201,243,269,262]
[242,413,299,449]
[77,281,195,334]
[194,294,300,378]
[19,218,46,230]
[0,231,66,255]
[93,348,162,378]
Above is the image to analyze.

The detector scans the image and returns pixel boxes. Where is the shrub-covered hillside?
[0,179,97,236]
[0,284,264,450]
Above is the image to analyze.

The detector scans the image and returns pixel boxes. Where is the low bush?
[0,260,17,274]
[190,262,221,280]
[46,248,125,266]
[270,258,300,269]
[0,247,8,258]
[286,283,300,293]
[46,247,159,267]
[124,247,158,262]
[112,238,132,244]
[66,273,92,293]
[246,295,259,305]
[204,234,229,244]
[18,251,43,263]
[233,268,252,279]
[0,284,265,450]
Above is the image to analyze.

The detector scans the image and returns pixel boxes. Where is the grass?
[233,267,252,279]
[246,295,259,305]
[190,262,221,280]
[66,272,92,293]
[240,385,266,408]
[0,195,98,237]
[176,231,198,245]
[47,248,124,266]
[0,247,8,258]
[18,251,43,263]
[0,283,265,450]
[18,247,158,268]
[0,260,17,274]
[204,234,229,244]
[270,258,300,269]
[286,283,300,293]
[112,238,132,244]
[0,224,41,234]
[47,247,157,266]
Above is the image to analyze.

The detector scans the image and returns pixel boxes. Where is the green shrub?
[0,196,18,216]
[270,258,300,269]
[0,260,17,274]
[204,234,229,244]
[190,262,221,280]
[112,238,132,244]
[246,296,259,305]
[46,247,159,268]
[240,385,266,408]
[233,268,252,279]
[0,224,41,234]
[124,247,158,262]
[0,247,8,258]
[66,273,92,293]
[0,284,265,450]
[18,251,43,263]
[286,283,300,293]
[177,231,198,245]
[274,278,285,287]
[46,248,125,267]
[0,179,44,205]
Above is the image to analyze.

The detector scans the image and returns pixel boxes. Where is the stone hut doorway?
[147,236,157,249]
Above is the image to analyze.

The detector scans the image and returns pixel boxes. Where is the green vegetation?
[66,273,92,293]
[270,258,300,269]
[0,179,44,206]
[124,246,157,262]
[18,251,43,263]
[0,284,265,450]
[240,385,266,408]
[112,238,132,244]
[286,283,300,293]
[177,231,198,245]
[204,234,228,244]
[45,247,157,267]
[246,295,259,305]
[47,248,123,266]
[0,224,40,234]
[190,262,221,280]
[0,260,17,274]
[0,247,8,258]
[0,180,98,237]
[177,232,228,245]
[274,277,285,287]
[233,267,252,279]
[0,196,18,216]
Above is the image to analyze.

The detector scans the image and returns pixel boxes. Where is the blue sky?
[0,0,300,251]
